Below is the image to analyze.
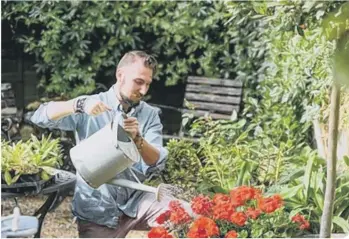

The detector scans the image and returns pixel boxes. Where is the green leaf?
[280,184,303,199]
[41,166,57,175]
[343,156,349,167]
[289,208,306,218]
[303,156,314,201]
[277,168,304,184]
[40,170,52,181]
[314,192,324,211]
[11,173,21,184]
[332,216,349,233]
[334,198,349,217]
[4,171,13,185]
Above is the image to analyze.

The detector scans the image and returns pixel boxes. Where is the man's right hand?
[83,98,112,116]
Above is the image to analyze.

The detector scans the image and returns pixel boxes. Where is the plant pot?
[1,170,55,195]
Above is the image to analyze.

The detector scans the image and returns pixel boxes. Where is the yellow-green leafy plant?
[1,134,63,185]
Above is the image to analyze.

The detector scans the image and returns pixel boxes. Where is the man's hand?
[83,98,112,116]
[123,117,140,140]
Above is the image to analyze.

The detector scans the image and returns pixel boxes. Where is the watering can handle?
[84,104,115,138]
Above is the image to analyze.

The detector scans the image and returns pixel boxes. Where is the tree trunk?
[320,84,340,238]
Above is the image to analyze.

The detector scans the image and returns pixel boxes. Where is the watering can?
[70,114,174,201]
[1,207,38,238]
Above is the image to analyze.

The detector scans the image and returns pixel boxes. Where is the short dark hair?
[117,51,157,75]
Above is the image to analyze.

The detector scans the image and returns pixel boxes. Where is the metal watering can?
[70,114,175,201]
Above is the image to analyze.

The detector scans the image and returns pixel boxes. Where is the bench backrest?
[183,76,243,120]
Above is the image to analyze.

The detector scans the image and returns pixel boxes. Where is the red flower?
[148,227,173,238]
[300,221,310,230]
[191,195,213,216]
[187,217,219,238]
[169,200,182,211]
[230,212,247,227]
[225,230,238,238]
[156,210,171,225]
[212,202,235,221]
[169,207,191,225]
[167,200,192,225]
[257,194,283,213]
[230,186,260,207]
[292,214,305,223]
[213,193,231,206]
[246,207,262,220]
[292,213,310,230]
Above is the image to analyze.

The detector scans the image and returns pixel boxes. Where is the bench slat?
[188,76,243,87]
[187,101,239,114]
[186,84,242,96]
[182,109,235,120]
[185,92,241,105]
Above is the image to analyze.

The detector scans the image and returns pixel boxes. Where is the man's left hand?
[123,117,140,140]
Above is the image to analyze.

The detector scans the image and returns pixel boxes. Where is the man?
[31,51,192,237]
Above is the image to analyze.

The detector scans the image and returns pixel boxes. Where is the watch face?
[76,97,87,113]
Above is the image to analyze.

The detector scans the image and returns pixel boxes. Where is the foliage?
[157,2,348,234]
[146,139,202,201]
[270,157,349,234]
[1,134,63,185]
[2,1,238,97]
[158,0,344,194]
[148,186,310,238]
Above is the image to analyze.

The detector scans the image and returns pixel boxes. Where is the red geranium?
[300,221,310,230]
[230,186,260,207]
[225,230,238,238]
[170,207,191,225]
[187,217,219,238]
[213,193,231,206]
[292,213,310,230]
[169,200,182,211]
[246,207,261,220]
[148,227,173,238]
[212,202,235,221]
[148,187,310,238]
[257,194,283,213]
[230,211,247,227]
[156,210,171,224]
[191,195,213,216]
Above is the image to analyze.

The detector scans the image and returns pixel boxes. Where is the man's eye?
[135,80,143,85]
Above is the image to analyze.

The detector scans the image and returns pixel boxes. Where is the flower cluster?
[148,186,310,238]
[292,213,311,230]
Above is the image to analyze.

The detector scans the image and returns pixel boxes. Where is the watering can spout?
[108,178,181,202]
[109,178,159,199]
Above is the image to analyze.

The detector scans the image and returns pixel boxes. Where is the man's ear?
[116,68,124,83]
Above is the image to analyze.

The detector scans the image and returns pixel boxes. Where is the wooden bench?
[150,76,243,141]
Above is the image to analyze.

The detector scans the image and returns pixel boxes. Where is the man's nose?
[139,85,148,95]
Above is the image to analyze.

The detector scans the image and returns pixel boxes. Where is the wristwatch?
[74,97,87,113]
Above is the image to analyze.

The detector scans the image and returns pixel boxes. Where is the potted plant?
[1,134,63,187]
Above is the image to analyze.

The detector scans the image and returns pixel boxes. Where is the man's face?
[116,58,153,106]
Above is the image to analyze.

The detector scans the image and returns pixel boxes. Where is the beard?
[120,91,141,113]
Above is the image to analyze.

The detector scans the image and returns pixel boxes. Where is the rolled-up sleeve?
[31,102,83,131]
[141,111,168,176]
